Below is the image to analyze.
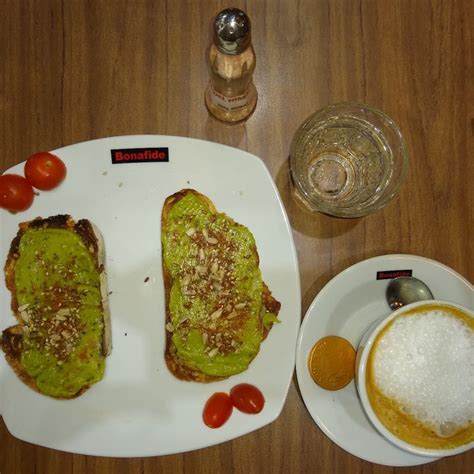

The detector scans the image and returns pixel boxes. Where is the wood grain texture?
[0,0,472,472]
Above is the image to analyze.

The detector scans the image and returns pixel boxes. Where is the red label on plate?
[377,270,413,280]
[111,147,169,164]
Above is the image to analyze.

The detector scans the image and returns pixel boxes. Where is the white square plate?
[0,135,301,456]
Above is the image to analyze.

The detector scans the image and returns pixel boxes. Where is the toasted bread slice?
[161,189,281,382]
[1,215,111,399]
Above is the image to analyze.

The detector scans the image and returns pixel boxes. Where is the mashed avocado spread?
[15,228,104,398]
[162,193,278,377]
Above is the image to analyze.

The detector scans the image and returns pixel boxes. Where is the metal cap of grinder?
[213,8,251,55]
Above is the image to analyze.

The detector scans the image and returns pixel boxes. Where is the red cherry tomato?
[24,152,67,190]
[0,174,34,212]
[203,392,233,428]
[230,384,265,414]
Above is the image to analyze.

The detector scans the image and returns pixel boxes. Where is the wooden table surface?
[0,0,472,472]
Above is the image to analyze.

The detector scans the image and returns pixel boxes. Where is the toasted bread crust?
[1,215,111,399]
[162,189,280,382]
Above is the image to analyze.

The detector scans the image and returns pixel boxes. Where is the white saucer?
[295,254,473,467]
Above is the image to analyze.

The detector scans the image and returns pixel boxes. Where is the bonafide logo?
[111,147,169,164]
[376,270,413,280]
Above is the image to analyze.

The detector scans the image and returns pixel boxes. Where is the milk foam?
[373,310,474,436]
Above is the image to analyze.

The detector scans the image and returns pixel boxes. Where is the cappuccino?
[366,303,474,450]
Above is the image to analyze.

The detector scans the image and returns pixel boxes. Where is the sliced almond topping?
[186,228,196,237]
[165,322,174,332]
[210,308,223,320]
[207,237,218,245]
[196,265,208,275]
[199,248,205,261]
[202,332,208,345]
[213,282,223,291]
[235,302,246,309]
[210,262,219,274]
[61,330,71,339]
[227,310,238,319]
[18,303,30,312]
[51,334,61,341]
[182,274,191,286]
[57,308,71,316]
[20,311,29,322]
[208,347,219,358]
[55,314,67,321]
[202,228,209,239]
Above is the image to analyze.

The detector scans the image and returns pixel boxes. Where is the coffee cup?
[355,300,474,457]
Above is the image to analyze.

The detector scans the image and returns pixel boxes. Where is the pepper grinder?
[205,8,257,123]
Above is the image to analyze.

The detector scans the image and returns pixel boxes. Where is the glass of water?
[289,103,408,218]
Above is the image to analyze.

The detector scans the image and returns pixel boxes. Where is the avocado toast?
[161,189,281,382]
[1,215,111,399]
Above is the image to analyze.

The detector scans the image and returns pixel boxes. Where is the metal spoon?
[386,276,434,310]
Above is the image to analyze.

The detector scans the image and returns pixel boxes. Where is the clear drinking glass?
[289,103,408,218]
